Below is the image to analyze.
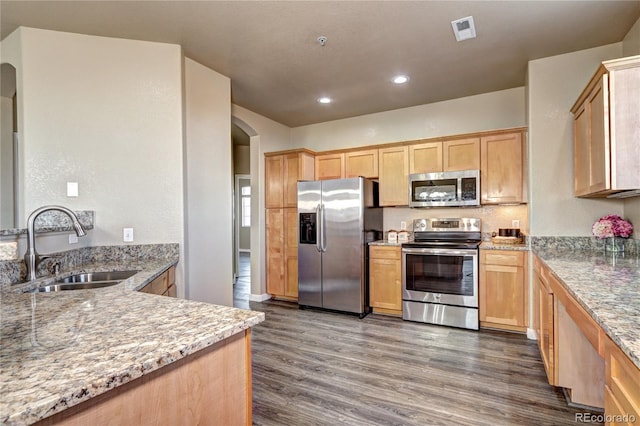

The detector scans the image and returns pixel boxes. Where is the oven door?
[402,247,478,308]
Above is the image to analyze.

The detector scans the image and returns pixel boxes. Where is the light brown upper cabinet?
[571,55,640,197]
[443,137,480,171]
[315,153,345,180]
[480,132,526,204]
[379,146,409,206]
[409,141,443,174]
[265,150,315,208]
[409,138,479,174]
[345,149,379,178]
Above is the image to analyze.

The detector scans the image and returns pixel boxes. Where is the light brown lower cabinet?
[479,250,527,332]
[266,207,298,301]
[139,266,176,297]
[35,330,253,426]
[605,337,640,425]
[369,245,402,316]
[533,254,640,418]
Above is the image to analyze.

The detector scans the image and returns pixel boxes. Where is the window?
[241,186,251,227]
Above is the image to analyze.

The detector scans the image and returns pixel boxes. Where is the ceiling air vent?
[451,16,476,42]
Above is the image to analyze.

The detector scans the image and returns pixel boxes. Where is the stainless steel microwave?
[408,170,480,207]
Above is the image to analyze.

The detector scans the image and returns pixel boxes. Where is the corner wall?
[527,43,624,237]
[1,27,185,292]
[184,58,233,305]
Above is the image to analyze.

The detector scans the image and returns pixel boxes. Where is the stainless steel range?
[402,218,481,330]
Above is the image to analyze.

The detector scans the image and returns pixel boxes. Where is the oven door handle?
[402,247,478,256]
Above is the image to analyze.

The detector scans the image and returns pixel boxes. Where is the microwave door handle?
[315,204,322,252]
[457,177,463,202]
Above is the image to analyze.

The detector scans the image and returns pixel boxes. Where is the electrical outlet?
[68,234,78,244]
[512,220,520,228]
[400,221,407,231]
[123,228,134,242]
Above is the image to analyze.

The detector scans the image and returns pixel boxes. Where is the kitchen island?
[0,257,264,425]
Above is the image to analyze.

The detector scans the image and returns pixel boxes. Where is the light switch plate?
[67,182,79,197]
[512,220,520,228]
[123,228,134,242]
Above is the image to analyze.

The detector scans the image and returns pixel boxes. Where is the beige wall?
[1,27,186,291]
[231,104,291,299]
[184,57,232,305]
[623,17,640,237]
[527,43,625,237]
[0,96,13,229]
[291,87,525,151]
[233,145,250,175]
[623,16,640,57]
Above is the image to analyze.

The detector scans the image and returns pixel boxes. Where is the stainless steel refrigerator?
[297,177,383,317]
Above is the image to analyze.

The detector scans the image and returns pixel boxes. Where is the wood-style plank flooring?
[246,300,602,426]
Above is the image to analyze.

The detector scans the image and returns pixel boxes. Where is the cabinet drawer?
[370,246,401,260]
[481,250,524,267]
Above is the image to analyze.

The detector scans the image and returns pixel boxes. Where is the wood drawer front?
[481,250,524,267]
[606,337,640,420]
[168,266,175,286]
[370,246,401,260]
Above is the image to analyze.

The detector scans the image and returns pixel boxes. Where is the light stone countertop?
[533,247,640,370]
[480,241,530,251]
[369,240,405,247]
[0,259,265,425]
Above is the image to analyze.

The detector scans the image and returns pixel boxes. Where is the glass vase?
[605,237,625,253]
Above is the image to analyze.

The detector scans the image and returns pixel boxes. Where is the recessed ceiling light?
[317,97,332,104]
[393,75,409,84]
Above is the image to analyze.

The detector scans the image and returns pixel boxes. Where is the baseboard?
[249,293,271,302]
[526,327,537,340]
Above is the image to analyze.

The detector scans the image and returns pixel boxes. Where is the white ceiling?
[1,1,639,127]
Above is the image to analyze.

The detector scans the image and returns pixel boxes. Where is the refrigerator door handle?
[315,204,322,252]
[320,203,327,253]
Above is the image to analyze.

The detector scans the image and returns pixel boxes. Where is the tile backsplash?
[383,204,529,233]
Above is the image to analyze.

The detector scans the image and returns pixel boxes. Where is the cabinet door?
[443,137,480,171]
[284,208,299,299]
[315,153,345,180]
[284,152,315,208]
[369,255,402,314]
[479,251,525,329]
[345,149,379,178]
[539,278,556,386]
[379,146,409,206]
[574,103,591,196]
[480,132,524,204]
[409,142,442,174]
[266,208,285,296]
[265,155,284,208]
[587,76,610,194]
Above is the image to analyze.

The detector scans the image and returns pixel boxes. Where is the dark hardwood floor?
[232,252,597,425]
[247,300,602,426]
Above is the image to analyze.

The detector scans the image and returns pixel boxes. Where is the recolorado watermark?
[575,412,636,423]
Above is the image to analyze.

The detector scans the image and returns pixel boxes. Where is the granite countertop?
[369,240,405,247]
[533,247,640,369]
[0,259,265,425]
[480,241,529,251]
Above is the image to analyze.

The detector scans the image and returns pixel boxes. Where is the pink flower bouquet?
[591,214,633,239]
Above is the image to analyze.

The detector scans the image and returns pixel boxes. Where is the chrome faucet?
[24,205,87,281]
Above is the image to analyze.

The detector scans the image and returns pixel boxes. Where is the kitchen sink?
[56,271,138,284]
[32,270,138,293]
[36,281,121,292]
